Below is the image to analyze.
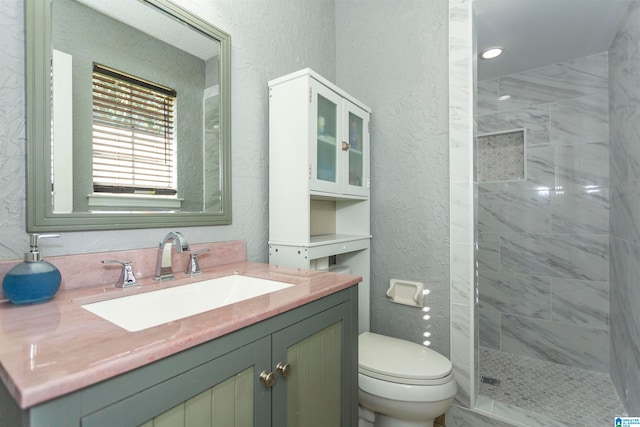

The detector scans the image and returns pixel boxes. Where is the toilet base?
[359,412,436,427]
[359,419,374,427]
[376,414,435,427]
[360,388,453,425]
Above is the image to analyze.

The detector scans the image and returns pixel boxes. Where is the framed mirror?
[26,0,231,231]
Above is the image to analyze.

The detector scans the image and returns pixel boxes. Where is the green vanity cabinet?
[272,304,346,426]
[0,287,358,427]
[81,337,270,427]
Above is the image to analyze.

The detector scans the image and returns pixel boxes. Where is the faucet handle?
[102,259,139,288]
[185,249,210,275]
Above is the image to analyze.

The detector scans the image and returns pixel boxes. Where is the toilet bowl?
[358,332,457,427]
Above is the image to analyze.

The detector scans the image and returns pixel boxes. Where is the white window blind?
[92,63,177,195]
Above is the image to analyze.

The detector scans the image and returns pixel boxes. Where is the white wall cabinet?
[268,69,372,332]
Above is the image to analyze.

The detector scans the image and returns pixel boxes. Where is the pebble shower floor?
[479,347,627,426]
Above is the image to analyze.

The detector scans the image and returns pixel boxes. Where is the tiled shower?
[448,0,640,425]
[474,50,625,426]
[477,52,611,372]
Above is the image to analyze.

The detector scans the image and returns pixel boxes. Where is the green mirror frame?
[26,0,232,231]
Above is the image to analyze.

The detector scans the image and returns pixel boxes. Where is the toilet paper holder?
[386,279,424,307]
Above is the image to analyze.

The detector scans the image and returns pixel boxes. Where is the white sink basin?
[81,275,293,332]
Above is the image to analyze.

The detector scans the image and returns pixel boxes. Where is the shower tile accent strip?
[476,130,525,183]
[479,347,627,427]
[448,0,477,410]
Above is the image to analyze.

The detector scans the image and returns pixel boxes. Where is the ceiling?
[475,0,632,80]
[76,0,219,60]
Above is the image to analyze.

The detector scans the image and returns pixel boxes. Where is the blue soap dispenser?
[2,234,62,304]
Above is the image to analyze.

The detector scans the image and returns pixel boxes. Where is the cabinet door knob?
[259,370,276,388]
[276,362,291,378]
[341,141,350,151]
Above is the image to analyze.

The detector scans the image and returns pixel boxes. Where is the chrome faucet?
[154,231,190,281]
[185,248,210,276]
[102,259,139,288]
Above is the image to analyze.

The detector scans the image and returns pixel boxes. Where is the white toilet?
[358,332,457,427]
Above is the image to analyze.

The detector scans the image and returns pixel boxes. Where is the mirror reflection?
[27,0,231,231]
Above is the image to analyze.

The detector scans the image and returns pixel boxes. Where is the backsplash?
[0,240,246,299]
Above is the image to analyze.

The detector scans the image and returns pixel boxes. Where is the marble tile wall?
[476,52,611,372]
[609,0,640,415]
[449,0,477,410]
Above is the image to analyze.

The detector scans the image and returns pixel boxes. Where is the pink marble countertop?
[0,261,361,409]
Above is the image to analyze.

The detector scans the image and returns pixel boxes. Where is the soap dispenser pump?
[2,234,62,304]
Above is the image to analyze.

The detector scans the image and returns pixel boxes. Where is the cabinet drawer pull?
[259,370,276,388]
[276,362,291,378]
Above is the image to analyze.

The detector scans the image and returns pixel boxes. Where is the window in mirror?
[91,64,178,208]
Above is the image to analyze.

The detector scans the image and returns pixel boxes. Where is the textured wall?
[0,0,27,258]
[335,0,450,357]
[610,0,640,414]
[0,0,335,262]
[477,52,611,373]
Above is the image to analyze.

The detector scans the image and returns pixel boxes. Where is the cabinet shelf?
[310,233,371,246]
[309,191,368,201]
[269,234,371,248]
[318,135,337,145]
[317,137,362,156]
[269,237,370,269]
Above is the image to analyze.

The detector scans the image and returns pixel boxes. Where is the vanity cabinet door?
[81,337,271,427]
[271,302,356,427]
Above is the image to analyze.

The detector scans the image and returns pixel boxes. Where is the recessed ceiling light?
[497,95,511,101]
[480,46,504,60]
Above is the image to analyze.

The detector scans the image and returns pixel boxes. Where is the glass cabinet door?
[309,80,369,197]
[317,95,337,183]
[344,102,368,197]
[311,81,342,193]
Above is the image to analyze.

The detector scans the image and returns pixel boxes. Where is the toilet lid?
[358,332,452,382]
